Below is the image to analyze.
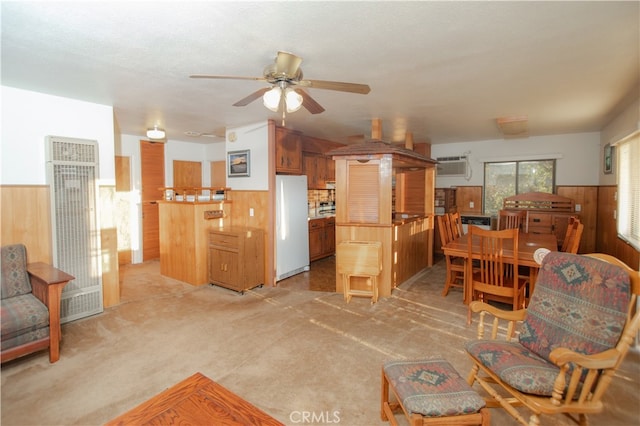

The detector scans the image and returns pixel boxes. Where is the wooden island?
[159,187,231,286]
[327,140,437,299]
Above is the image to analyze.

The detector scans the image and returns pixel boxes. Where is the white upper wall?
[225,121,270,191]
[431,132,601,188]
[599,97,640,186]
[1,86,115,185]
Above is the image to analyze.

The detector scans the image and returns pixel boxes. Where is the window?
[616,132,640,251]
[484,160,555,216]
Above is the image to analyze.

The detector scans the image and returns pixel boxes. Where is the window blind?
[616,132,640,251]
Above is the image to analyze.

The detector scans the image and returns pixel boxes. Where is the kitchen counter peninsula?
[327,140,437,299]
[158,195,232,286]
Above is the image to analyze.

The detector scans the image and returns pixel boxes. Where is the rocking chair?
[465,252,640,426]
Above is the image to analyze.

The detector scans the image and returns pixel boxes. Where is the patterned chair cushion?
[1,244,32,299]
[383,358,486,417]
[1,294,49,343]
[520,252,630,361]
[465,340,564,396]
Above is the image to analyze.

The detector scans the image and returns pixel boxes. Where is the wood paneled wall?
[2,185,126,301]
[596,186,639,269]
[557,186,597,253]
[227,190,271,284]
[455,186,483,215]
[0,185,52,263]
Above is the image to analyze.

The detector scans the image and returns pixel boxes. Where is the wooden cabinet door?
[326,157,335,182]
[324,221,335,254]
[309,220,324,260]
[275,127,302,174]
[209,248,238,289]
[303,154,317,188]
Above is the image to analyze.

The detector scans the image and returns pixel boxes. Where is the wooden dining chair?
[437,215,465,297]
[449,211,464,238]
[561,218,584,254]
[497,209,527,232]
[466,226,527,324]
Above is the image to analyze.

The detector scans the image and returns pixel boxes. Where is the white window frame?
[614,131,640,251]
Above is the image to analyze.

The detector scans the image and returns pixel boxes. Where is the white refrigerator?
[276,175,310,281]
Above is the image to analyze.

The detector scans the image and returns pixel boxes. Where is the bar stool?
[337,241,382,303]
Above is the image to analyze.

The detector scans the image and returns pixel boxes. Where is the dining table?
[442,231,558,304]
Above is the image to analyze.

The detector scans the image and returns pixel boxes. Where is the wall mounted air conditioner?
[436,156,468,176]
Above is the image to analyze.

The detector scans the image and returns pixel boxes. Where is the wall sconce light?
[146,124,166,140]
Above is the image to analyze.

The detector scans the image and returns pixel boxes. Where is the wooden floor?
[276,255,336,292]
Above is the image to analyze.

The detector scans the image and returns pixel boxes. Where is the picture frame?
[228,149,250,177]
[604,143,613,174]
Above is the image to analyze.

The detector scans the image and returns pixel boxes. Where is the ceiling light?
[285,88,303,113]
[262,86,282,112]
[146,125,166,140]
[496,116,528,139]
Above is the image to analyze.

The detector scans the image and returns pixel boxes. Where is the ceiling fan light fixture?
[262,86,282,112]
[285,88,303,113]
[146,124,166,140]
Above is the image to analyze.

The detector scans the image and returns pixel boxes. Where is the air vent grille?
[436,156,468,177]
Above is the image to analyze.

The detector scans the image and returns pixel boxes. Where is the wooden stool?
[381,358,490,426]
[337,241,382,303]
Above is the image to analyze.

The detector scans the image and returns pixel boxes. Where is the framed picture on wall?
[228,150,250,177]
[604,143,613,174]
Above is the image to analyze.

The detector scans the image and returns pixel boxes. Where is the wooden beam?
[371,119,382,140]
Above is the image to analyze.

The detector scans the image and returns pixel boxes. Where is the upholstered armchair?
[1,244,74,363]
[465,252,640,426]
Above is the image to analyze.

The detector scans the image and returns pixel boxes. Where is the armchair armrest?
[550,347,621,371]
[27,262,74,362]
[27,262,75,308]
[470,301,527,340]
[469,301,527,321]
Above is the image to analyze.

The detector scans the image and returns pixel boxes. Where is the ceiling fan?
[190,51,371,117]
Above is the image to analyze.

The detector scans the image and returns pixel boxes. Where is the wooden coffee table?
[105,372,284,425]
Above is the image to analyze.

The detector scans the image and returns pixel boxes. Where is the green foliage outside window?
[484,160,555,216]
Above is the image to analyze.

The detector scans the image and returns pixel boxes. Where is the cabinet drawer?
[325,217,335,226]
[528,213,552,228]
[309,219,323,230]
[209,232,239,248]
[528,226,552,235]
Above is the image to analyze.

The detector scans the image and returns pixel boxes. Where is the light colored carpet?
[1,259,638,426]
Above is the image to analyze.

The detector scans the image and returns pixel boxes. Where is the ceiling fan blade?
[295,89,325,114]
[297,79,370,94]
[275,51,303,78]
[190,75,267,82]
[233,88,270,107]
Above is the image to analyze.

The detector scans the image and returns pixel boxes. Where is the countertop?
[308,213,336,220]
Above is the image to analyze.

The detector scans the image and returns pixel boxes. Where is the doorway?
[140,140,165,261]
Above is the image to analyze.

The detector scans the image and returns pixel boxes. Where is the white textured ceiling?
[2,1,638,145]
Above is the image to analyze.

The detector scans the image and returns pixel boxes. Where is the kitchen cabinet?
[275,127,302,174]
[308,216,336,261]
[208,227,264,293]
[435,188,457,214]
[303,152,335,189]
